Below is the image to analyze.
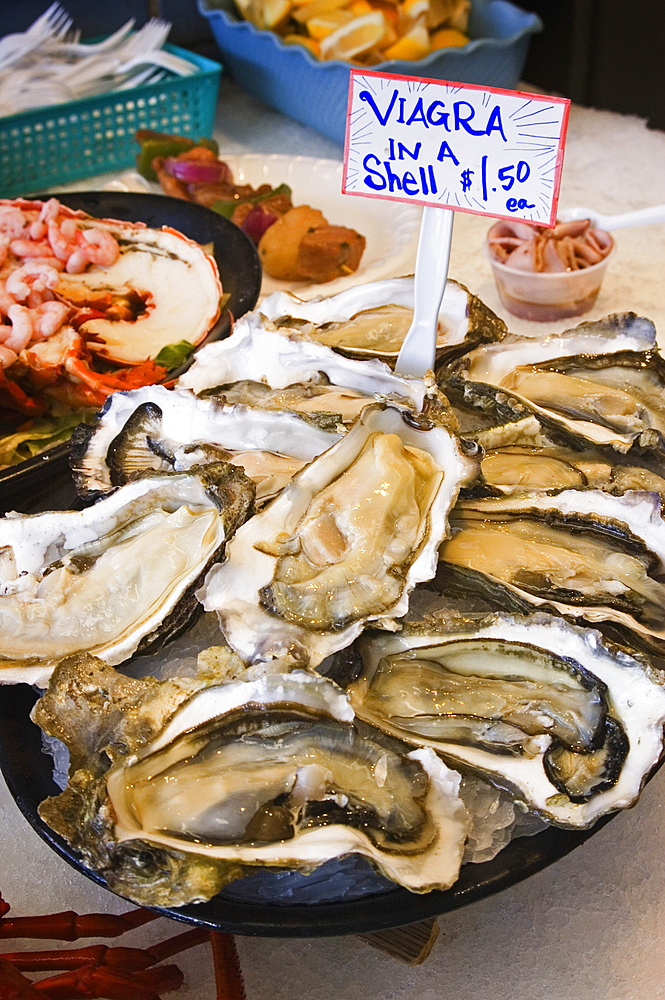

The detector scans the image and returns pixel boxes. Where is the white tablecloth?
[3,76,665,1000]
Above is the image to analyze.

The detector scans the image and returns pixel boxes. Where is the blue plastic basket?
[200,0,541,144]
[0,43,222,199]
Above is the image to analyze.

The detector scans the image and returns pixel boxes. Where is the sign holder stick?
[396,205,454,377]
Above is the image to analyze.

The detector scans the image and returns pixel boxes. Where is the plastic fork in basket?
[0,3,74,71]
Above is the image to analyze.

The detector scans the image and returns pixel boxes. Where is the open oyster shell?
[348,611,665,827]
[35,661,470,907]
[199,397,478,669]
[253,276,506,366]
[0,465,254,686]
[438,489,665,660]
[69,384,343,502]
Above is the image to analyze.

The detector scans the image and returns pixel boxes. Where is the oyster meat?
[0,465,254,685]
[199,399,478,668]
[35,662,470,907]
[348,612,665,827]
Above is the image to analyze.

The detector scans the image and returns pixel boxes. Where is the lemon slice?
[430,26,468,47]
[307,8,356,40]
[282,33,322,56]
[382,17,430,59]
[319,10,390,58]
[292,0,348,24]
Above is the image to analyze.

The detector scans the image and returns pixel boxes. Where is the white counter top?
[2,76,665,1000]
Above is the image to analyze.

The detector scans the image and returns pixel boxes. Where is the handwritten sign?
[343,71,570,227]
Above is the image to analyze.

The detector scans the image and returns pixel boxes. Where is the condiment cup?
[483,234,615,322]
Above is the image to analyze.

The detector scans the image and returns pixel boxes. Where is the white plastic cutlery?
[557,204,665,231]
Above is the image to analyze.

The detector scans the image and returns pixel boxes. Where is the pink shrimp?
[47,219,78,263]
[31,300,69,341]
[0,344,17,368]
[6,263,60,302]
[0,206,28,239]
[77,227,120,266]
[38,197,61,225]
[29,219,47,241]
[0,281,14,317]
[66,248,90,274]
[9,238,54,259]
[3,305,34,352]
[0,235,9,267]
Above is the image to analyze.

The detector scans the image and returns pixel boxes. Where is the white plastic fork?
[395,206,454,378]
[0,3,74,71]
[557,204,665,231]
[42,18,136,56]
[115,48,198,77]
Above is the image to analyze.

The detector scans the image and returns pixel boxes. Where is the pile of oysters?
[4,276,665,910]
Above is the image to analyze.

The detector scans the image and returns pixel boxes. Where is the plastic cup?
[484,236,614,322]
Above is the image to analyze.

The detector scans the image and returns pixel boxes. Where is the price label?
[343,71,570,227]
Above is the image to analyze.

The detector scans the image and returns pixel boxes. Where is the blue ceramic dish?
[199,0,542,143]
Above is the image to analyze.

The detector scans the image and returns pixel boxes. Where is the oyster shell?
[178,305,430,410]
[439,489,665,658]
[348,611,665,827]
[0,465,254,685]
[461,312,656,387]
[256,277,506,365]
[69,384,343,501]
[35,661,470,906]
[199,398,478,668]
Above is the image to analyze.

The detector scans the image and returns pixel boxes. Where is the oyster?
[256,277,506,365]
[69,384,343,501]
[0,465,254,686]
[441,370,665,498]
[461,312,656,387]
[199,398,478,668]
[348,612,665,827]
[438,489,665,658]
[178,305,431,410]
[35,661,470,906]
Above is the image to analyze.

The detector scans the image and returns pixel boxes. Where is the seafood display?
[3,274,665,917]
[139,132,367,283]
[0,196,224,467]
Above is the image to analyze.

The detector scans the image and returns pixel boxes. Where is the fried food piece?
[258,205,328,280]
[297,224,366,282]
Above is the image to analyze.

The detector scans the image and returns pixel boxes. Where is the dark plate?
[0,680,616,938]
[0,191,262,513]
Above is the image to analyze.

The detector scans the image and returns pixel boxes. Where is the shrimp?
[77,227,120,267]
[6,263,60,302]
[0,235,9,268]
[65,248,89,274]
[31,300,69,341]
[0,281,14,317]
[3,305,34,352]
[0,344,17,368]
[29,219,47,241]
[38,197,61,225]
[9,239,53,259]
[47,219,78,263]
[0,206,27,239]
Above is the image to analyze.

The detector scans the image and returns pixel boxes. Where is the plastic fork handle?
[558,204,665,230]
[395,206,454,378]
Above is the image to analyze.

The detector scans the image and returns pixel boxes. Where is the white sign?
[343,71,570,227]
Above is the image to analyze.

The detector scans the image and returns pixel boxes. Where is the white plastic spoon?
[557,204,665,230]
[395,206,454,377]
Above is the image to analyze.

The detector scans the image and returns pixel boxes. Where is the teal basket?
[0,43,222,199]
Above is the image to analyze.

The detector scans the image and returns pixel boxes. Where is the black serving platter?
[0,678,617,938]
[0,191,262,513]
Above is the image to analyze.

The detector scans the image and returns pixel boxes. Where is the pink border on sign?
[342,69,571,229]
